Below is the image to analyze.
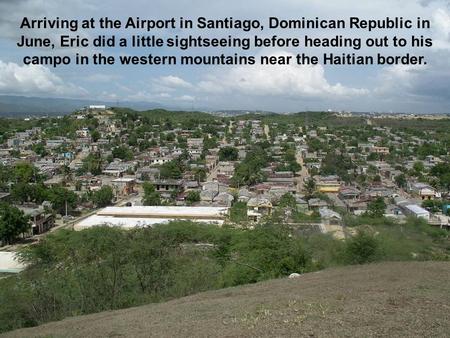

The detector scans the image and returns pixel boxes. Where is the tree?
[92,186,114,208]
[81,153,103,175]
[218,146,239,161]
[112,146,133,161]
[304,178,316,198]
[186,191,200,205]
[13,162,37,183]
[48,186,78,215]
[279,193,297,209]
[159,160,182,179]
[142,183,161,206]
[0,204,30,245]
[32,142,48,157]
[91,130,101,142]
[193,167,207,183]
[345,230,381,264]
[231,144,269,187]
[430,163,450,198]
[61,165,72,185]
[413,161,425,175]
[366,197,386,218]
[394,174,407,189]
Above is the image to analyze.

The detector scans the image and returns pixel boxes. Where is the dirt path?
[295,149,308,193]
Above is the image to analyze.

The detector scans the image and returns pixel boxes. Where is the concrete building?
[74,206,229,230]
[402,204,430,220]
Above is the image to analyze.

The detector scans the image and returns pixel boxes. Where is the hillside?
[3,261,449,338]
[0,95,167,116]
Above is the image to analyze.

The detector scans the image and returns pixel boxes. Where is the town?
[0,106,449,247]
[0,105,449,333]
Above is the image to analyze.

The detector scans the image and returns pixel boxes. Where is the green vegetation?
[112,146,134,161]
[366,197,387,218]
[231,143,270,187]
[142,182,161,206]
[0,215,448,333]
[218,146,239,161]
[185,190,200,205]
[159,159,183,179]
[0,204,30,245]
[230,201,248,223]
[91,186,114,208]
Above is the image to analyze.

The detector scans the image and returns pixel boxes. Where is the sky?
[0,0,449,113]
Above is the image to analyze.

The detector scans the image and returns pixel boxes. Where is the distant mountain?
[211,110,275,117]
[0,95,168,116]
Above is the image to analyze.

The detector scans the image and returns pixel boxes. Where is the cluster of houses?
[1,108,449,240]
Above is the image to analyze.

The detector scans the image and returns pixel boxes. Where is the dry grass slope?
[3,261,450,338]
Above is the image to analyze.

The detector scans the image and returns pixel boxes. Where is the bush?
[345,230,382,264]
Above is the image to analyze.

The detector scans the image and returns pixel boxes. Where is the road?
[295,149,308,193]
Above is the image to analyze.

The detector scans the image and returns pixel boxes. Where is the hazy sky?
[0,0,449,113]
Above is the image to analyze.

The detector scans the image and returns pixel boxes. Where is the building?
[319,207,342,226]
[371,146,390,155]
[247,197,272,222]
[153,179,183,193]
[17,206,55,235]
[408,182,440,200]
[89,105,106,110]
[112,177,136,197]
[315,176,341,193]
[187,138,204,149]
[74,206,229,230]
[0,252,26,273]
[402,204,430,221]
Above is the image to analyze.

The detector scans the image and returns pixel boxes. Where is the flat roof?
[0,252,26,273]
[97,206,229,219]
[74,215,224,231]
[405,204,430,215]
[112,178,136,182]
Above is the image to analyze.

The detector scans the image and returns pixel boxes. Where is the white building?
[403,204,430,220]
[74,206,229,231]
[89,105,106,110]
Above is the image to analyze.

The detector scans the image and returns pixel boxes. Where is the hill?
[3,261,449,338]
[0,95,167,116]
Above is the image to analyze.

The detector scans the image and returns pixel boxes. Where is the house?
[319,207,342,225]
[46,139,66,149]
[371,146,390,155]
[217,161,235,176]
[112,177,136,197]
[103,161,133,177]
[294,195,309,212]
[247,197,273,222]
[315,175,341,193]
[17,206,55,235]
[213,192,234,207]
[344,199,368,215]
[135,167,160,181]
[339,186,360,200]
[238,188,256,203]
[308,198,328,210]
[153,179,183,194]
[408,182,440,200]
[187,138,204,149]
